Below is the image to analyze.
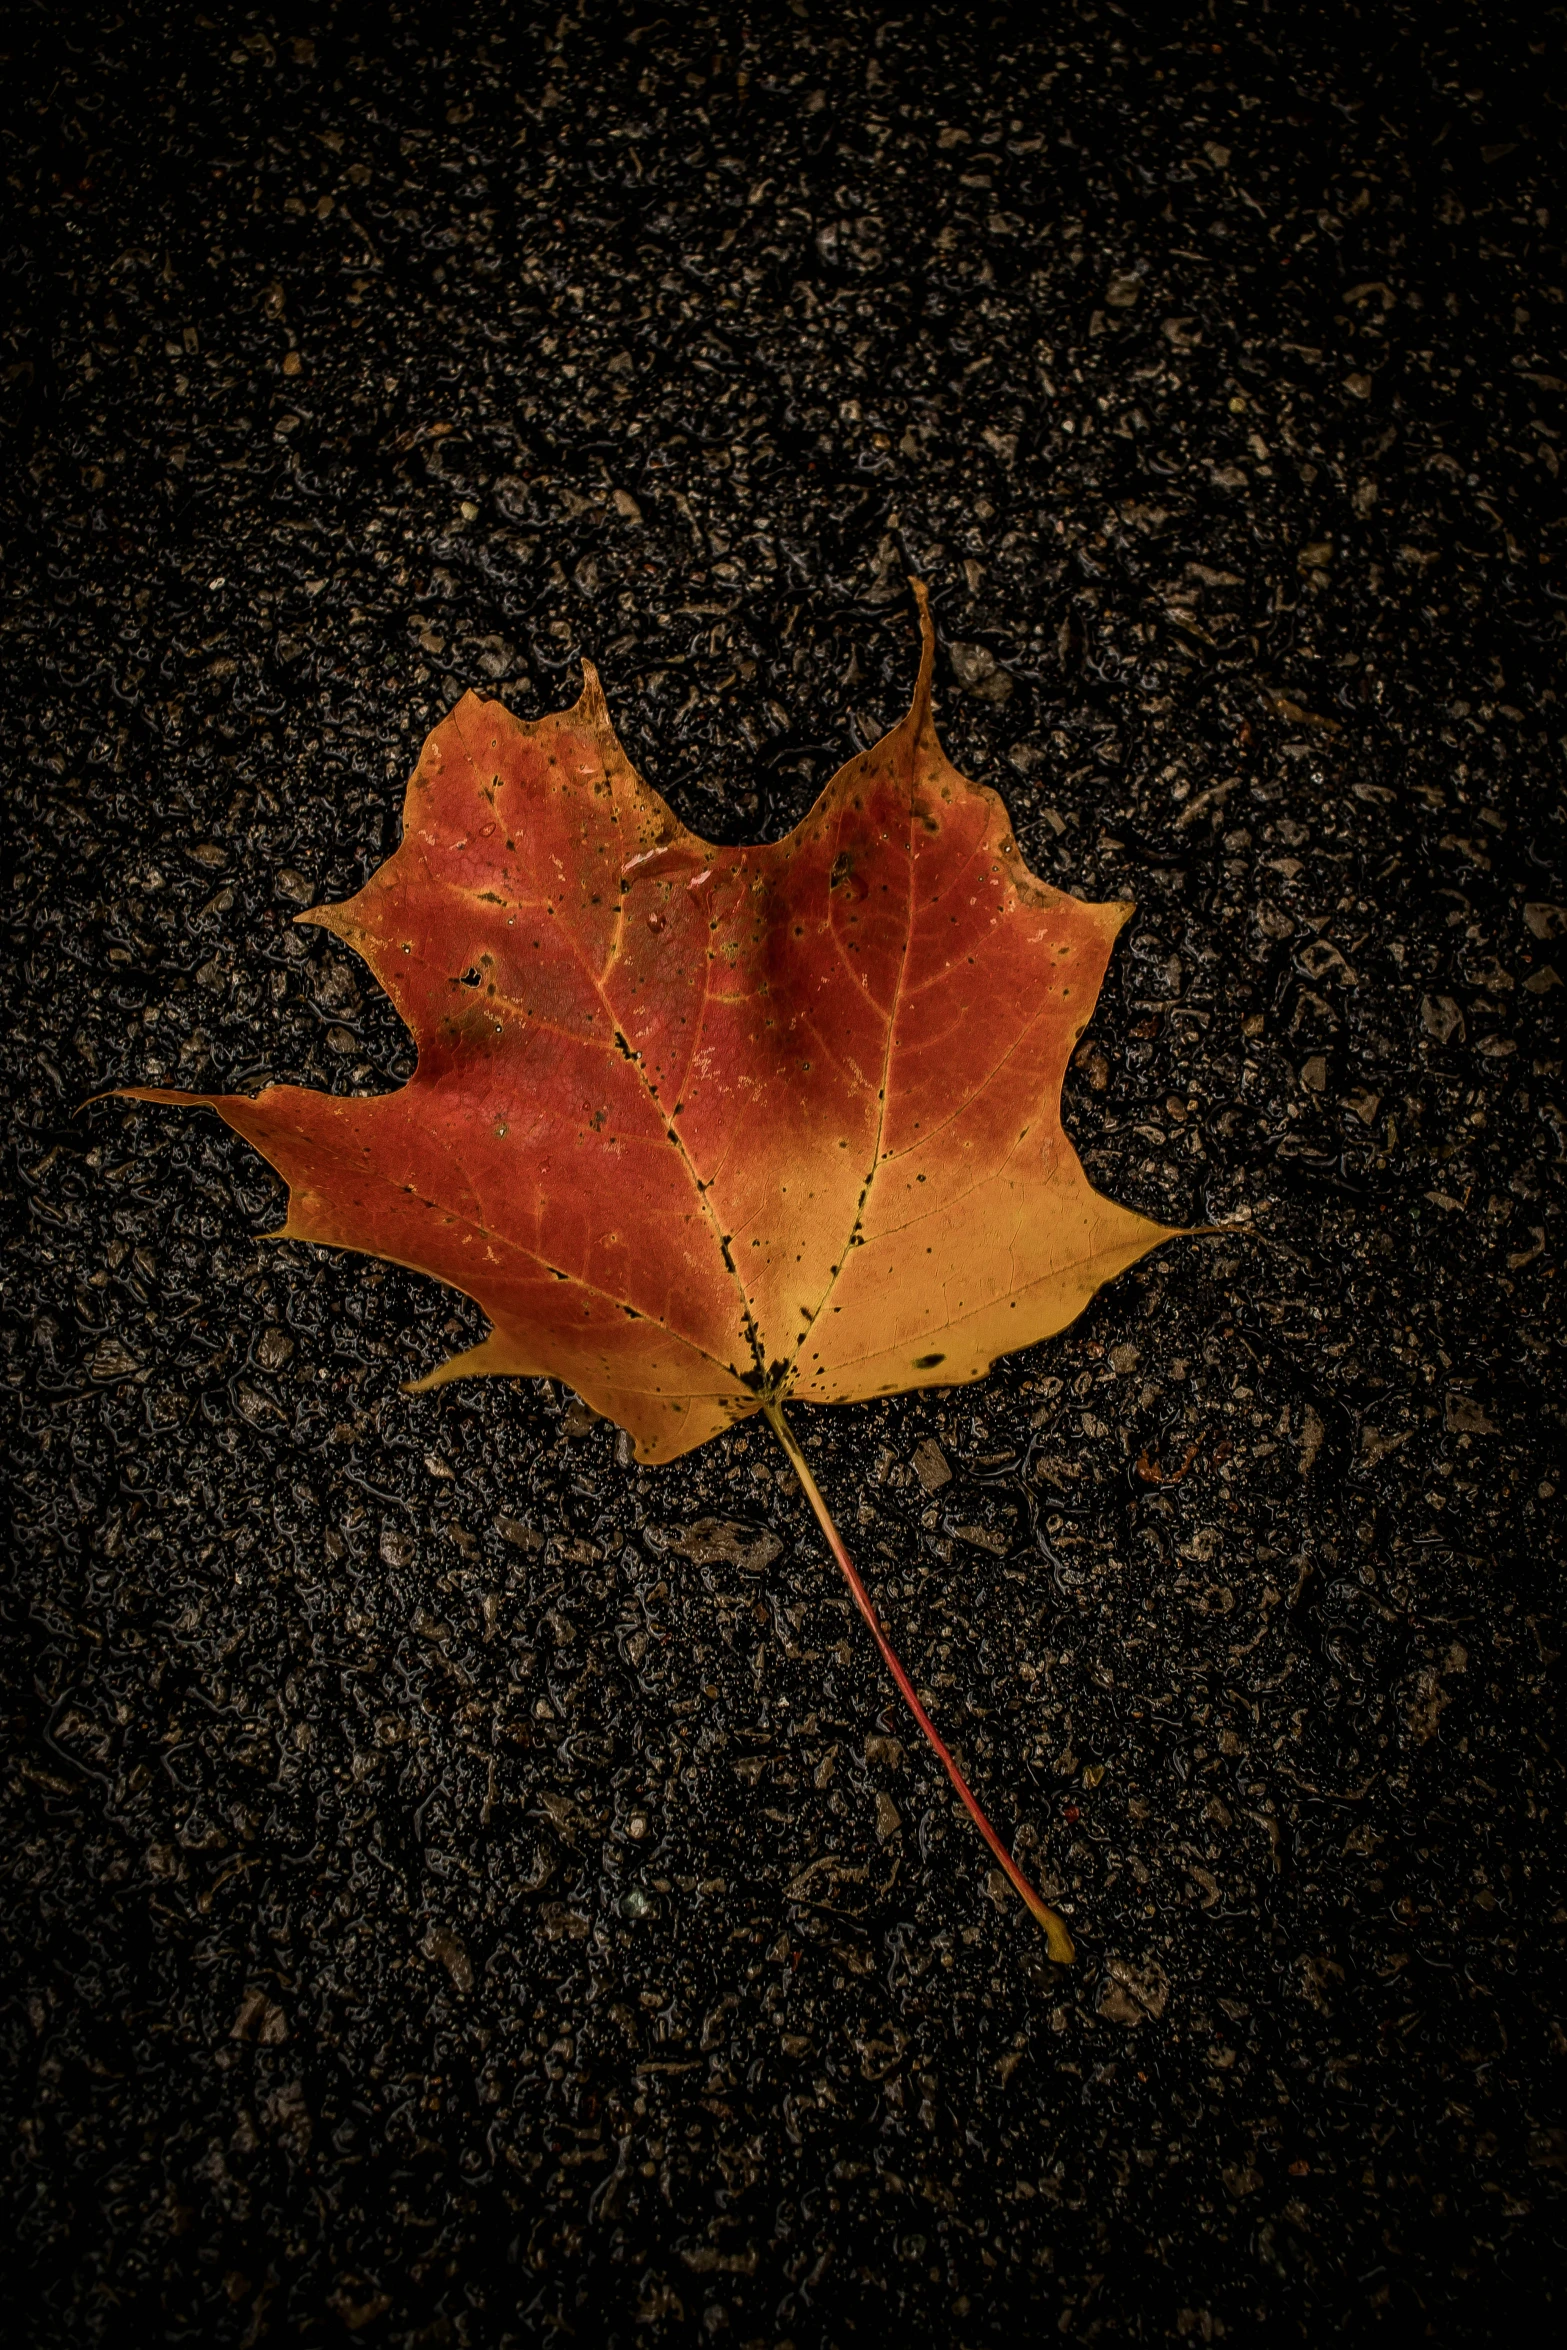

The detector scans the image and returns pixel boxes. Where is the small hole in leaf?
[460,967,481,987]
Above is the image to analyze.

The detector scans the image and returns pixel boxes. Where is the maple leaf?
[123,585,1175,1958]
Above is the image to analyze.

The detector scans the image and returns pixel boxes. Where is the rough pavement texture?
[3,5,1564,2344]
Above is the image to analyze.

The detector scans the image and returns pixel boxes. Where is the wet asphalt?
[3,5,1565,2344]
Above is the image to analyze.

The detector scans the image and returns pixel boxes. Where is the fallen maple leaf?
[123,584,1174,1958]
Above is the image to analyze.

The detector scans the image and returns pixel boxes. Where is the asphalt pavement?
[3,5,1564,2344]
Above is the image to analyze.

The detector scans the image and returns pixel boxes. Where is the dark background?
[3,3,1564,2343]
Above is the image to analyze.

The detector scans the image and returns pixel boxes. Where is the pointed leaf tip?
[904,573,936,735]
[577,658,609,727]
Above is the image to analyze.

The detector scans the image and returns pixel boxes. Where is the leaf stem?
[762,1397,1075,1964]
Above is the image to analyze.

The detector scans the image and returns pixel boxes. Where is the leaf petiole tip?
[762,1393,1075,1963]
